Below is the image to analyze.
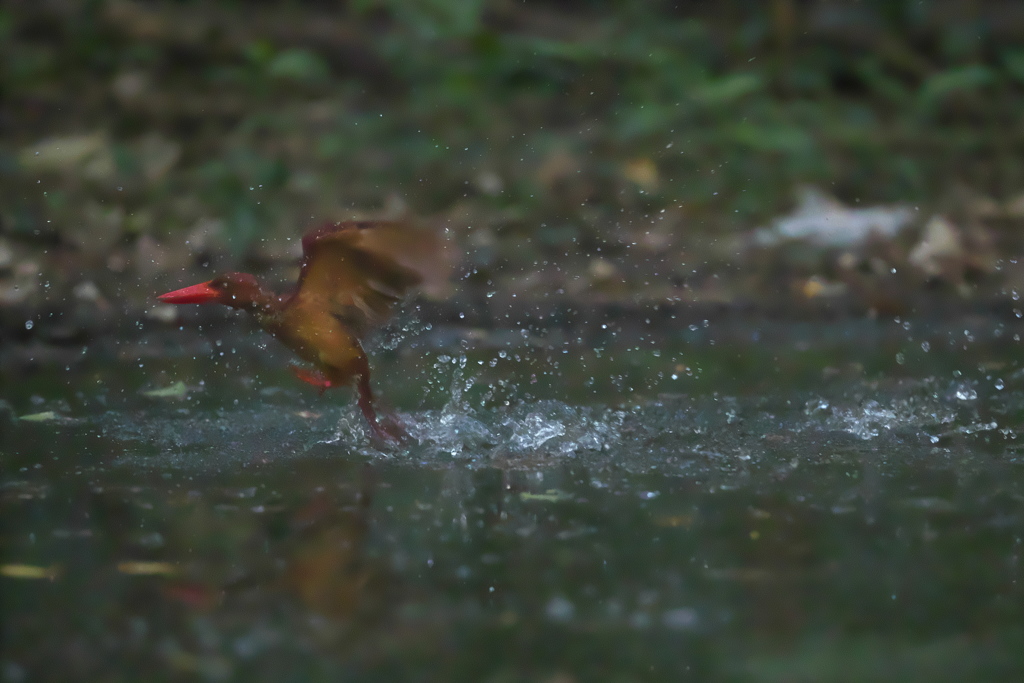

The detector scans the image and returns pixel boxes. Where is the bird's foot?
[368,412,409,445]
[289,365,333,395]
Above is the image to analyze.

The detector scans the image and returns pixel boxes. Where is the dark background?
[2,0,1024,354]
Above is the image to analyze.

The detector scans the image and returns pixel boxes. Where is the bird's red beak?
[157,281,220,304]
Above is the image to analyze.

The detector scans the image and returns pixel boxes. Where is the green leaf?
[729,121,815,155]
[1003,50,1024,85]
[692,73,764,105]
[142,381,189,399]
[266,49,330,84]
[919,65,995,105]
[244,40,276,67]
[0,10,12,41]
[18,411,58,422]
[520,489,573,503]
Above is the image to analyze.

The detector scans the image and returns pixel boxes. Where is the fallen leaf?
[802,276,846,299]
[18,411,58,422]
[653,515,695,528]
[622,158,659,190]
[1,564,61,580]
[755,186,913,247]
[520,489,572,502]
[908,215,963,278]
[142,382,189,399]
[117,561,178,576]
[138,133,182,181]
[20,133,106,170]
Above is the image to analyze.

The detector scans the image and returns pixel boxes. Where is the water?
[3,319,1024,681]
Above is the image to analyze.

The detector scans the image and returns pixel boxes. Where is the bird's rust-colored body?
[158,220,446,440]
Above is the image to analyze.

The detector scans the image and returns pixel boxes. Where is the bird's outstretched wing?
[292,220,445,338]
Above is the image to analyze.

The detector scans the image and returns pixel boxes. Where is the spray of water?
[331,351,625,462]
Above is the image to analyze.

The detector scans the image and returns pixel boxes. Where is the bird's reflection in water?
[149,464,395,639]
[281,467,383,620]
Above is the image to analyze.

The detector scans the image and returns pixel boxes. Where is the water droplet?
[545,596,575,622]
[955,387,977,401]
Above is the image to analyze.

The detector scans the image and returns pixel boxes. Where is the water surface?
[3,318,1024,681]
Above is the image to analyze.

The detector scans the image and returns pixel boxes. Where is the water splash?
[334,352,625,462]
[337,400,626,464]
[804,379,975,441]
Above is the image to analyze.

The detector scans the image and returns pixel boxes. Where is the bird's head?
[158,272,266,310]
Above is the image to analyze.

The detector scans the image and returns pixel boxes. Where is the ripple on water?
[94,370,1024,478]
[334,399,626,463]
[808,377,985,442]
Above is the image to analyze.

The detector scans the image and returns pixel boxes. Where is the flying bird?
[157,220,447,440]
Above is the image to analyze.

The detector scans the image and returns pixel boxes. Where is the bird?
[157,220,447,441]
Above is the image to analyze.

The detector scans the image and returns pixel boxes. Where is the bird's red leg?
[355,371,383,436]
[289,364,333,396]
[354,358,407,442]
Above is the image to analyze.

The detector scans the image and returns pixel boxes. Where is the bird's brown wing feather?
[293,221,433,338]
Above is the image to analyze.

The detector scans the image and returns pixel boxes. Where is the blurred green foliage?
[1,0,1023,258]
[197,150,289,254]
